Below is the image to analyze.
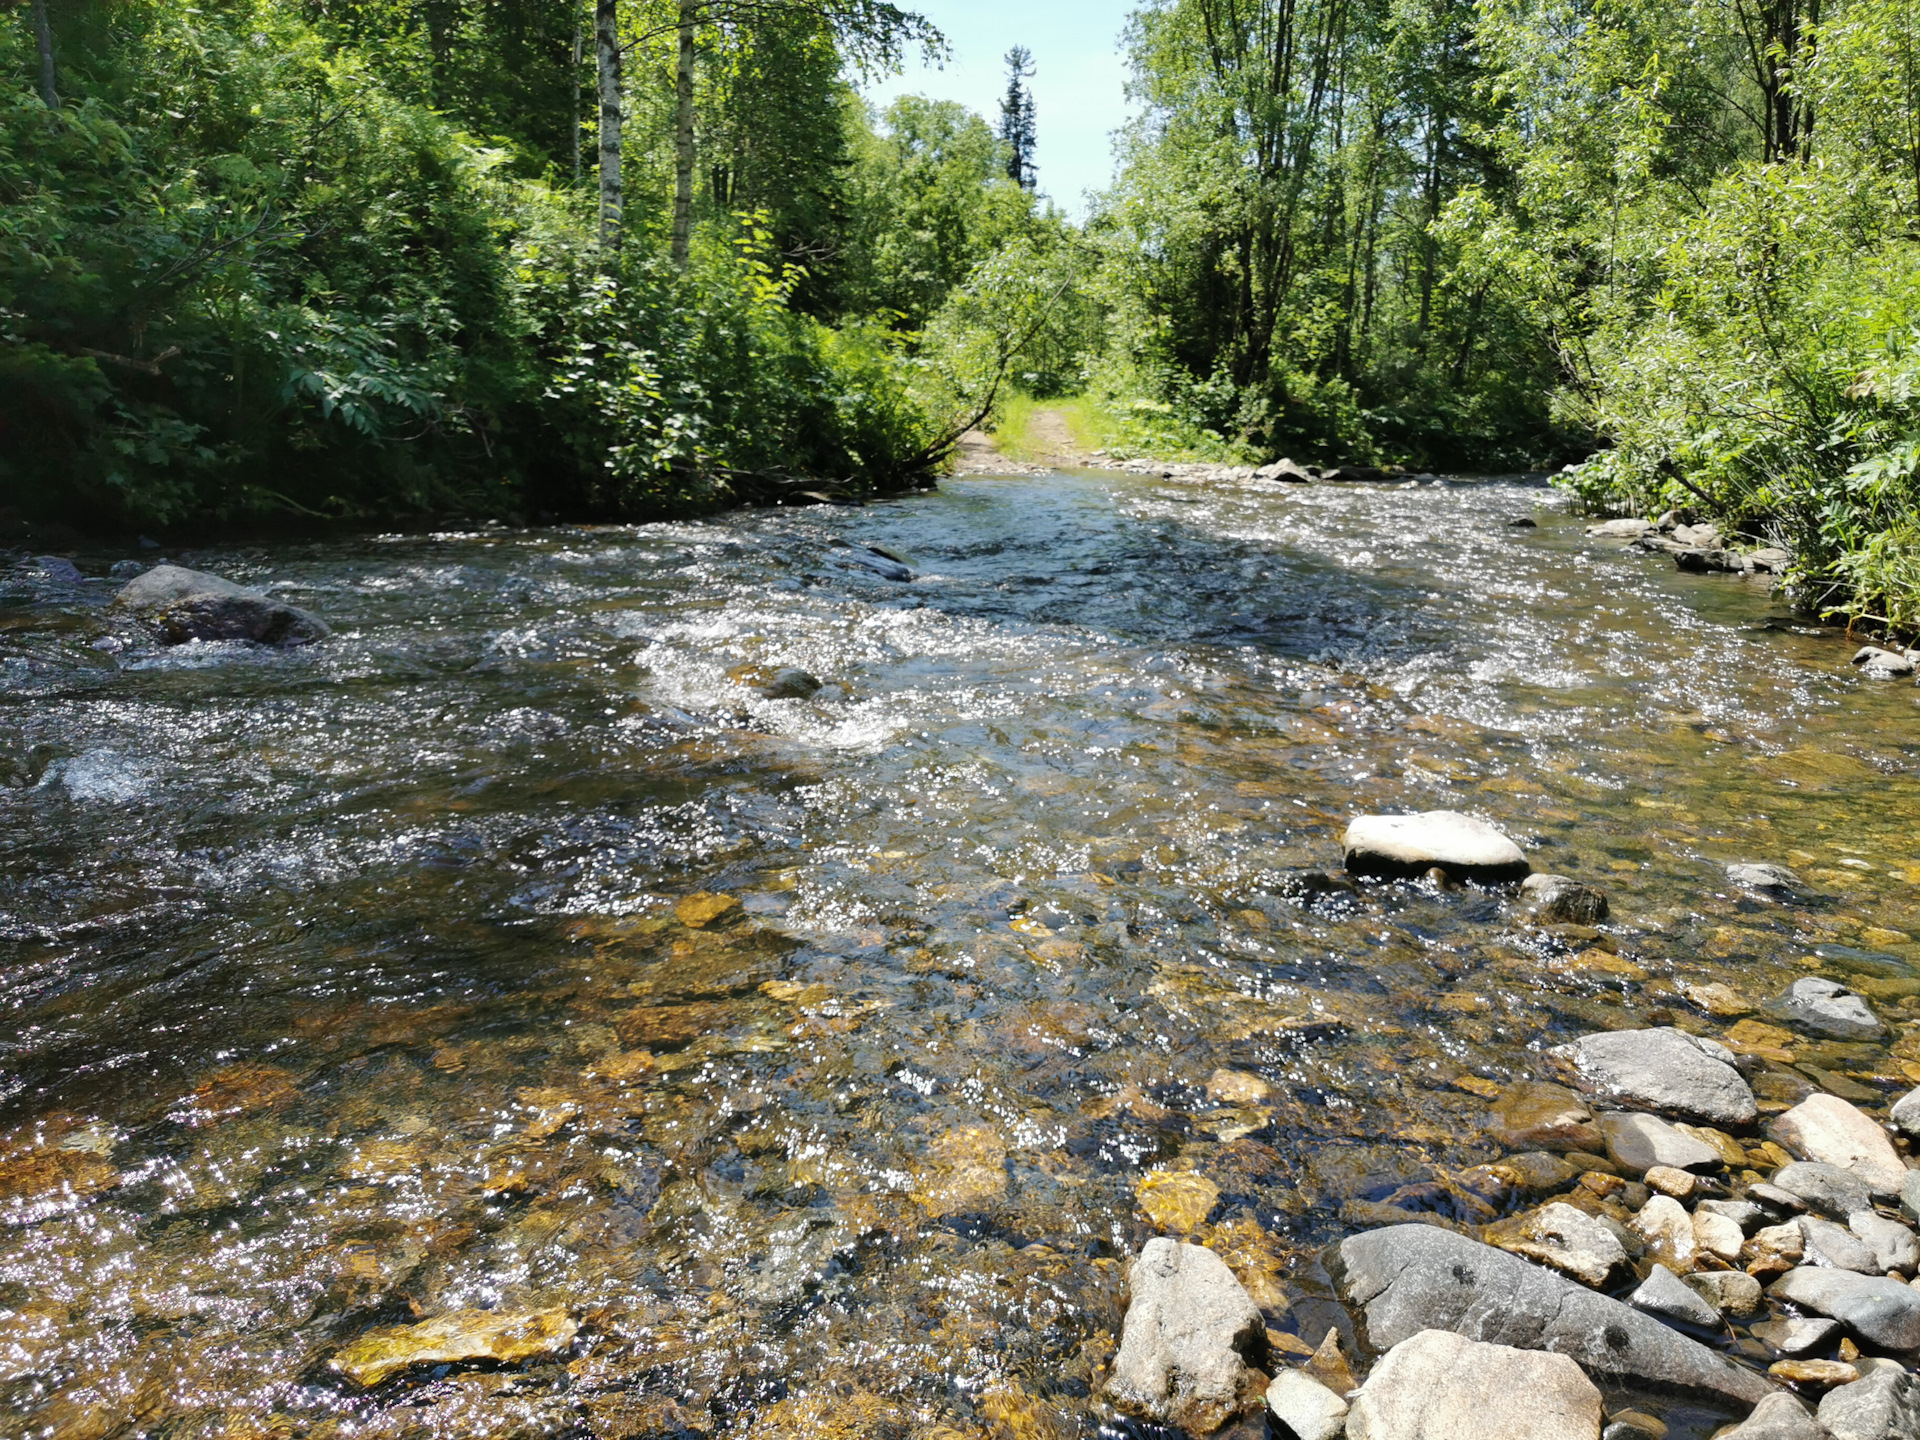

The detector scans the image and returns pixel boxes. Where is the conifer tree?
[999,45,1036,190]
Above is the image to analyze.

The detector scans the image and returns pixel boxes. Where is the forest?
[5,0,1920,632]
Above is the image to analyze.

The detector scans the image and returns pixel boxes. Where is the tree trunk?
[671,0,697,268]
[571,5,583,186]
[30,0,57,108]
[595,0,623,264]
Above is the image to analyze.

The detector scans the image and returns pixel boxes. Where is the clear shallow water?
[2,470,1919,1438]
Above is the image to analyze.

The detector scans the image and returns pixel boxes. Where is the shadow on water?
[0,469,1916,1436]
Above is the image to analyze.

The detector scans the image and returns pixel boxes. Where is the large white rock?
[1106,1238,1264,1433]
[1553,1028,1757,1127]
[1772,1094,1908,1198]
[1265,1368,1349,1440]
[1345,1328,1603,1440]
[1342,811,1529,882]
[114,563,329,647]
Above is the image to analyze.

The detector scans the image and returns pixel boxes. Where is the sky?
[859,0,1140,219]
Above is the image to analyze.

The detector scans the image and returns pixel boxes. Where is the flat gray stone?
[1721,1392,1835,1440]
[1750,1182,1812,1218]
[1800,1216,1882,1274]
[1107,1237,1263,1432]
[1343,811,1530,882]
[1778,978,1886,1041]
[1699,1199,1766,1233]
[1817,1369,1920,1440]
[1344,1328,1603,1440]
[1750,1316,1841,1357]
[1729,862,1803,896]
[1335,1225,1774,1406]
[114,563,329,647]
[1600,1111,1728,1174]
[1771,1163,1875,1220]
[1630,1263,1720,1328]
[1265,1368,1348,1440]
[1552,1029,1757,1126]
[1849,1212,1919,1275]
[1769,1268,1920,1350]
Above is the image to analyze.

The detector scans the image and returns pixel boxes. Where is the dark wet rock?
[1334,1225,1775,1406]
[1728,863,1804,898]
[1507,515,1539,528]
[1771,1096,1907,1198]
[1762,1168,1849,1218]
[843,547,914,581]
[1488,1081,1603,1153]
[1483,1200,1627,1288]
[1601,1112,1725,1175]
[114,564,329,646]
[1521,873,1610,924]
[1107,1237,1265,1433]
[1889,1087,1920,1140]
[1816,1369,1920,1440]
[1588,519,1654,539]
[760,667,822,700]
[1264,1368,1347,1440]
[1720,1392,1835,1440]
[1550,1028,1756,1126]
[1344,1328,1604,1439]
[1698,1199,1766,1233]
[1848,1212,1918,1275]
[1342,810,1530,882]
[1777,979,1886,1041]
[1851,646,1916,679]
[1629,1263,1720,1328]
[1799,1216,1881,1274]
[1750,1316,1841,1357]
[35,555,84,583]
[1768,1268,1920,1350]
[1685,1269,1763,1317]
[1256,459,1316,484]
[1602,1412,1668,1440]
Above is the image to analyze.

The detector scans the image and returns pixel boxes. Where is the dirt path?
[952,408,1086,476]
[1025,407,1083,464]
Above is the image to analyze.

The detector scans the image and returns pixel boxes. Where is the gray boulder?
[1771,1162,1875,1221]
[114,564,329,647]
[1721,1393,1835,1440]
[1817,1369,1920,1440]
[1334,1225,1774,1406]
[1265,1368,1349,1440]
[1768,1268,1920,1351]
[1342,811,1530,882]
[1107,1237,1264,1433]
[1600,1111,1725,1174]
[1800,1216,1882,1274]
[1344,1328,1602,1440]
[1628,1263,1719,1328]
[1851,646,1916,679]
[1551,1028,1757,1126]
[1849,1211,1919,1275]
[1777,978,1886,1041]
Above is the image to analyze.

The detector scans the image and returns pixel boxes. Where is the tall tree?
[597,0,623,261]
[999,45,1036,189]
[29,0,57,107]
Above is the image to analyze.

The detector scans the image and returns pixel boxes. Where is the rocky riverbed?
[3,467,1920,1438]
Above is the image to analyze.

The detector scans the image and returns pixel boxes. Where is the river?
[3,468,1918,1438]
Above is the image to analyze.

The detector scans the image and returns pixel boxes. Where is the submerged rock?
[1344,1328,1603,1440]
[1776,978,1886,1041]
[330,1308,577,1387]
[1728,863,1804,898]
[1600,1112,1724,1175]
[1488,1081,1603,1153]
[1265,1368,1348,1440]
[114,563,329,646]
[1107,1237,1265,1433]
[1521,873,1610,924]
[1817,1368,1920,1440]
[1342,811,1530,882]
[1335,1225,1775,1406]
[1551,1028,1756,1126]
[1768,1268,1920,1351]
[1771,1095,1907,1197]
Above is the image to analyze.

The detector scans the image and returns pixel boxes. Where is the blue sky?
[860,0,1140,218]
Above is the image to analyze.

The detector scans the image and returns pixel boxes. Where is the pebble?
[1698,1199,1765,1232]
[1632,1195,1699,1271]
[1777,978,1886,1041]
[1552,1028,1757,1126]
[1771,1094,1908,1197]
[1748,1181,1812,1218]
[1750,1315,1841,1356]
[329,1308,578,1387]
[1265,1368,1348,1440]
[1629,1263,1720,1327]
[1851,646,1916,678]
[1344,1328,1604,1440]
[1343,810,1531,882]
[1904,1172,1920,1226]
[1645,1165,1698,1200]
[1888,1086,1920,1141]
[1106,1238,1265,1432]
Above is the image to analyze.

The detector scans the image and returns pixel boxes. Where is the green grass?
[985,392,1247,465]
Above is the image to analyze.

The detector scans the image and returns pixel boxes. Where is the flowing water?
[4,469,1920,1440]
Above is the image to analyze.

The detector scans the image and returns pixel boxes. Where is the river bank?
[2,468,1919,1437]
